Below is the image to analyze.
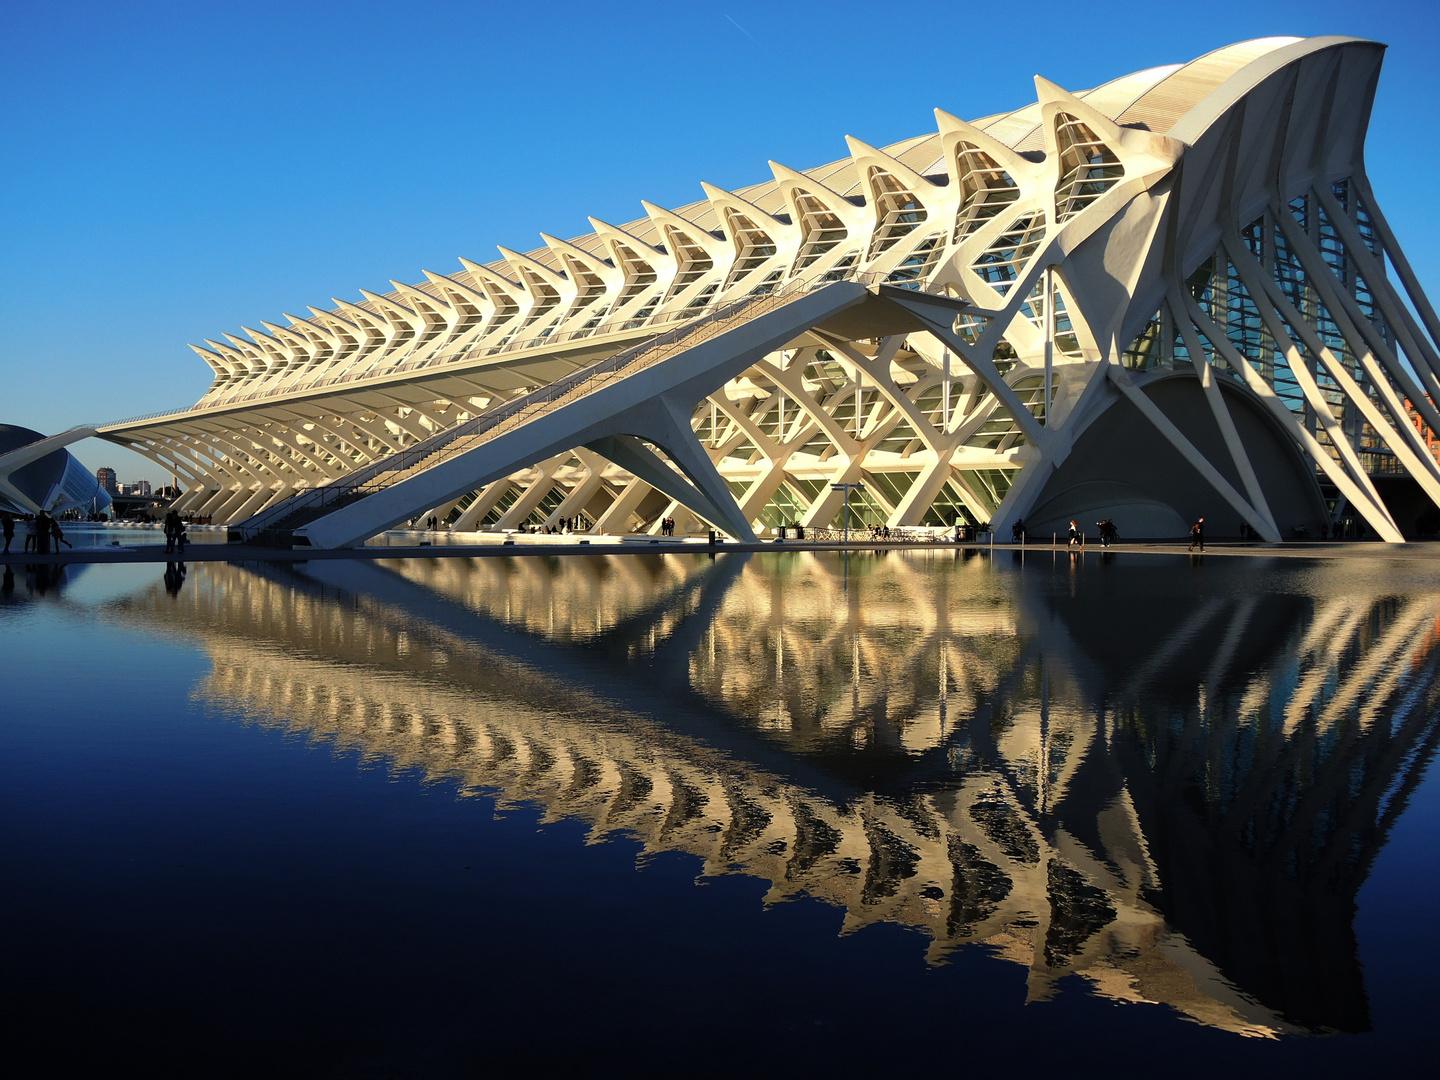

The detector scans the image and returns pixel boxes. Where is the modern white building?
[80,35,1440,544]
[0,424,111,518]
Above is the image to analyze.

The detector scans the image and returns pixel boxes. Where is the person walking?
[1,511,13,554]
[1068,520,1080,548]
[49,517,72,551]
[1189,516,1205,552]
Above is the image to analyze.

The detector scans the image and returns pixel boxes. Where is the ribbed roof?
[454,38,1307,292]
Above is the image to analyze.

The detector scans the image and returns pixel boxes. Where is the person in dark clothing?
[1068,520,1080,548]
[1,511,13,554]
[34,512,52,555]
[1011,518,1026,543]
[49,517,71,551]
[1189,516,1205,551]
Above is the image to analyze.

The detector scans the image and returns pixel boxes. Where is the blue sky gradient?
[3,0,1437,482]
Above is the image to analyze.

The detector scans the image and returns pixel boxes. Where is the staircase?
[233,273,861,541]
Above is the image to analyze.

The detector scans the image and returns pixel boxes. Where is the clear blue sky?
[4,0,1438,483]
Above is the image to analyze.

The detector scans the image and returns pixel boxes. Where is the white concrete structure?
[0,424,107,516]
[91,36,1440,544]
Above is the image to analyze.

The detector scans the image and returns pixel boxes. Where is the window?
[515,271,561,333]
[755,481,811,529]
[954,312,989,345]
[1020,280,1081,356]
[1121,310,1163,371]
[920,479,978,526]
[952,142,1020,243]
[662,230,715,304]
[722,211,778,290]
[792,194,849,274]
[563,264,609,329]
[608,244,659,320]
[886,235,943,288]
[1054,114,1122,223]
[867,168,927,258]
[972,213,1045,292]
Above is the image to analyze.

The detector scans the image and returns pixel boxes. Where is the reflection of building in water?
[113,553,1440,1037]
[0,563,80,604]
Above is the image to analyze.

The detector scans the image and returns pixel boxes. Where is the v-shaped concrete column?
[297,280,884,547]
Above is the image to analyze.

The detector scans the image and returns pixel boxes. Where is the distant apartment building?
[119,480,152,497]
[1407,400,1440,462]
[96,467,117,494]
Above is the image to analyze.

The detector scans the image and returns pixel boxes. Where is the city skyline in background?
[4,0,1439,484]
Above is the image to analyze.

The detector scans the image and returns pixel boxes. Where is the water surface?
[2,550,1437,1075]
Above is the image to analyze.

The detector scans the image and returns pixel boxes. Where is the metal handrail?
[99,269,906,429]
[803,525,960,544]
[204,304,706,408]
[240,270,892,534]
[93,312,701,429]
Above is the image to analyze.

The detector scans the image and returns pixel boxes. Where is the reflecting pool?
[2,550,1438,1075]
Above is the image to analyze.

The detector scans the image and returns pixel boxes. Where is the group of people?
[163,510,188,554]
[1063,519,1118,548]
[543,516,587,535]
[658,517,678,537]
[0,510,72,555]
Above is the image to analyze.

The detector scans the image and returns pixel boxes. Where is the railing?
[215,270,915,406]
[212,309,697,405]
[93,407,200,428]
[94,311,700,430]
[99,268,908,430]
[800,525,967,544]
[239,270,889,535]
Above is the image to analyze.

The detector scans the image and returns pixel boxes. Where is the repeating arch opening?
[1054,114,1122,223]
[953,142,1020,243]
[723,211,778,291]
[972,213,1046,293]
[867,168,928,259]
[791,194,848,274]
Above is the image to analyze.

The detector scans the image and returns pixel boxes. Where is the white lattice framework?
[93,35,1440,541]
